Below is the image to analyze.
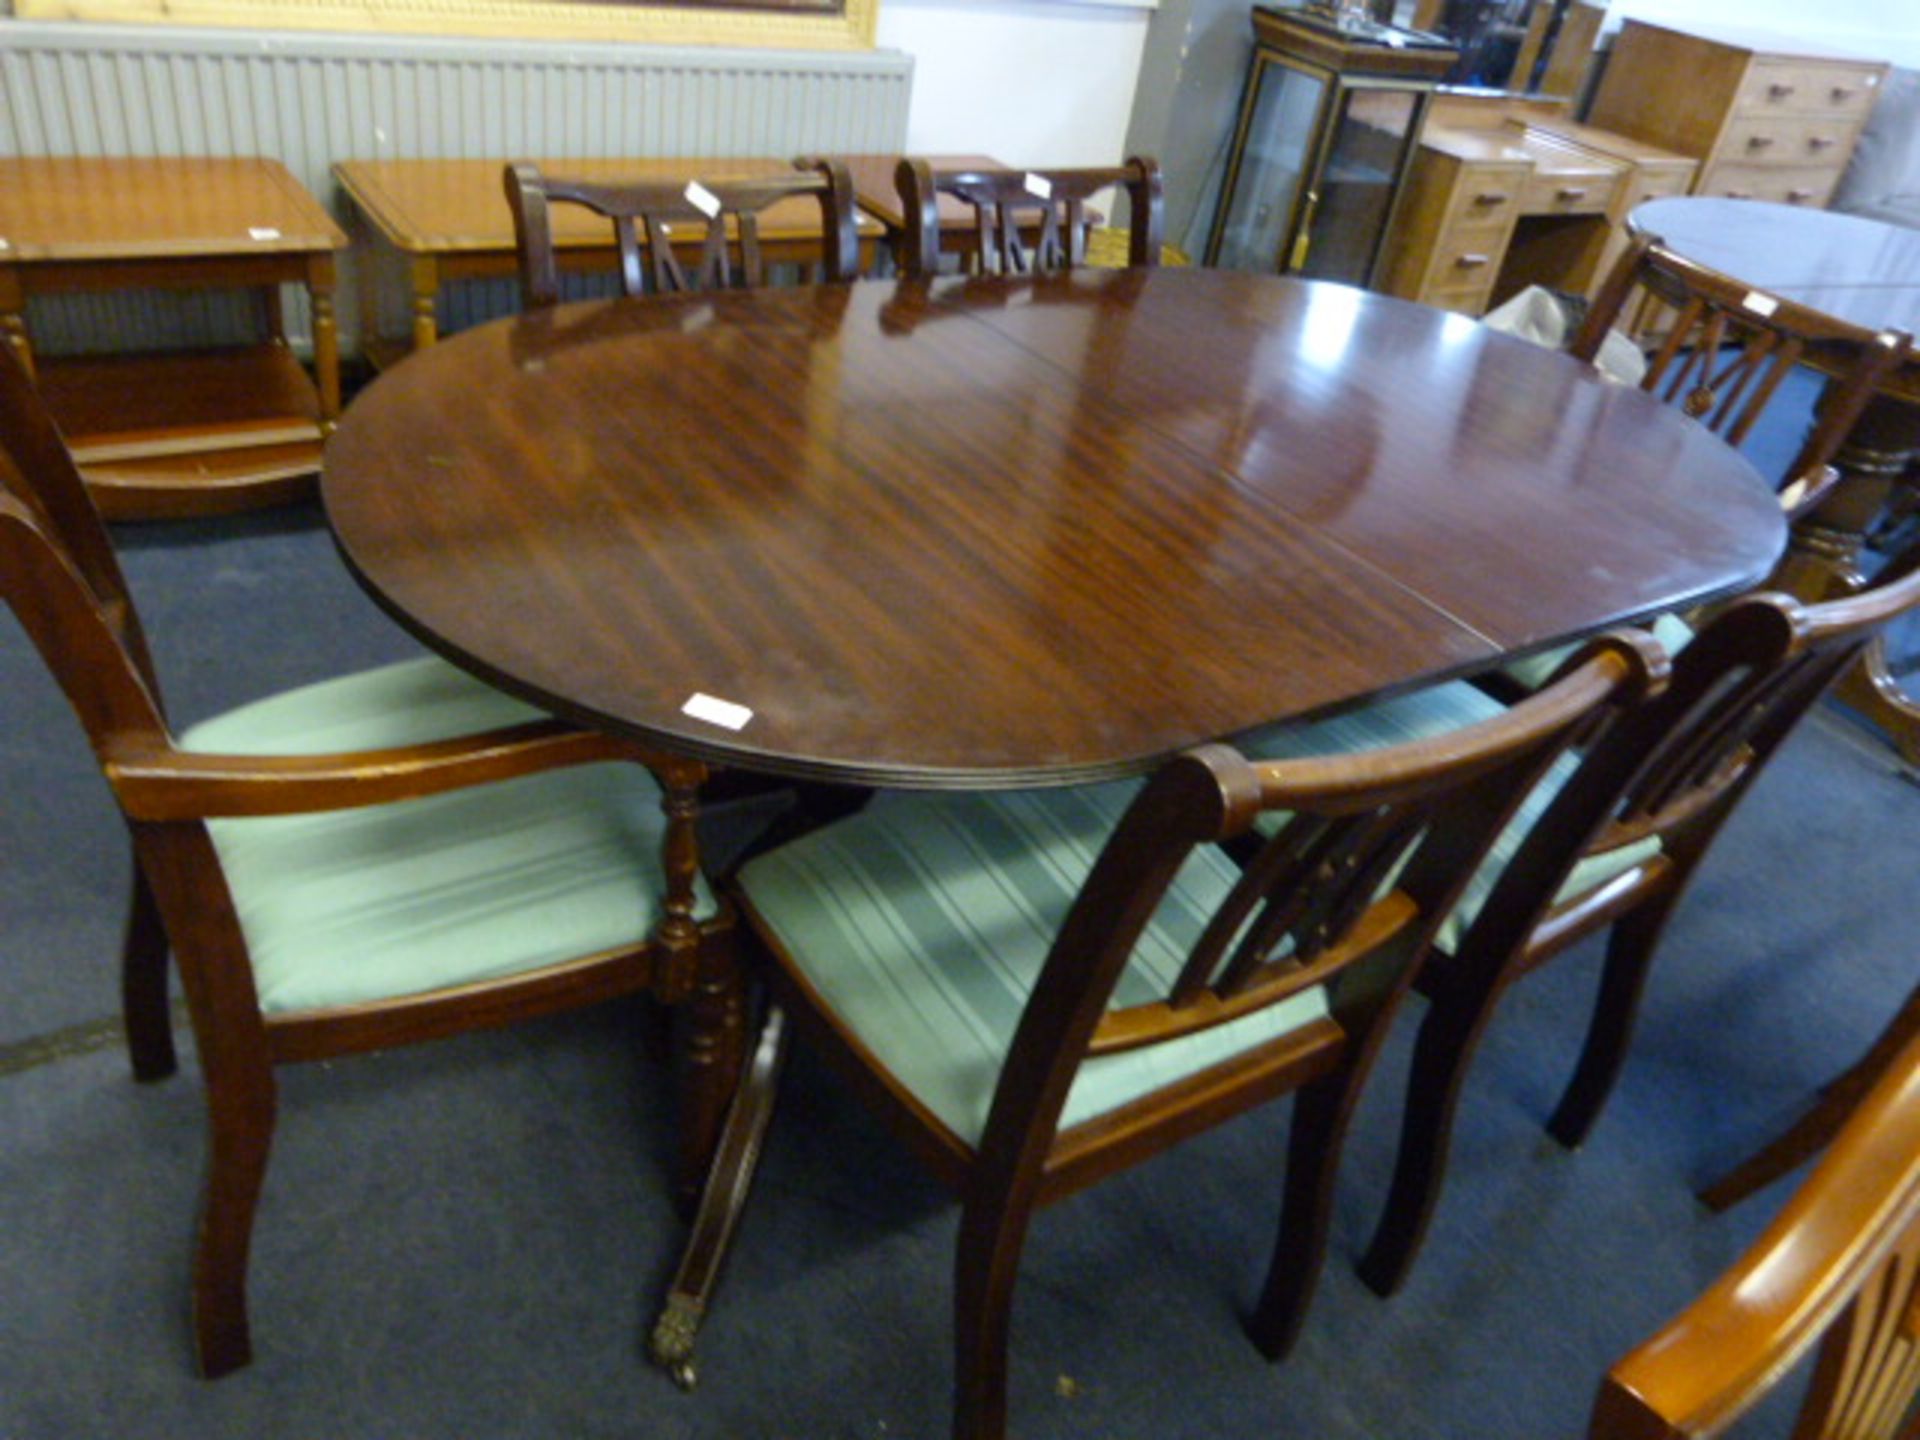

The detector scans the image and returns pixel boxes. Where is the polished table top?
[1633,196,1920,400]
[325,268,1785,788]
[0,156,345,261]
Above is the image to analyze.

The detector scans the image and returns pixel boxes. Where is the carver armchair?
[0,344,726,1377]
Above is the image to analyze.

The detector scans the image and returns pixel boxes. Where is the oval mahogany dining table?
[326,267,1785,791]
[323,265,1786,1249]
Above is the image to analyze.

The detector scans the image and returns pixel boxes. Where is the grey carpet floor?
[3,477,1916,1436]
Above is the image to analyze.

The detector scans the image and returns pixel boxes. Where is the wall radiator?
[0,20,913,353]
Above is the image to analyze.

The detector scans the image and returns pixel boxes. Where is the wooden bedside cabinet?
[1589,20,1888,212]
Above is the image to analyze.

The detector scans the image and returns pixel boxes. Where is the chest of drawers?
[1587,20,1888,213]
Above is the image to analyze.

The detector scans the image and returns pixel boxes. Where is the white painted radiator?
[0,20,913,352]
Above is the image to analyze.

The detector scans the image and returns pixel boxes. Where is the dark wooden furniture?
[323,269,1786,793]
[321,268,1787,1321]
[841,151,1008,267]
[1593,1021,1920,1439]
[1207,6,1455,286]
[0,156,346,520]
[503,158,859,305]
[724,646,1650,1440]
[892,156,1162,277]
[0,343,727,1378]
[333,156,884,365]
[1355,552,1920,1300]
[1572,231,1910,514]
[1630,196,1920,763]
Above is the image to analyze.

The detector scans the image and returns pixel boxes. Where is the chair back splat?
[504,156,859,307]
[1358,543,1920,1301]
[1571,233,1910,513]
[894,155,1164,279]
[0,341,721,1379]
[1592,1023,1920,1440]
[693,636,1656,1440]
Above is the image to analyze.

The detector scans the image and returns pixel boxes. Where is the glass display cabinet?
[1206,6,1457,286]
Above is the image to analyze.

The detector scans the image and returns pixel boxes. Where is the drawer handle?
[1471,191,1510,206]
[1832,86,1855,102]
[1555,186,1588,202]
[1768,82,1796,99]
[1808,136,1837,151]
[1787,188,1816,204]
[1745,135,1776,150]
[1453,253,1492,269]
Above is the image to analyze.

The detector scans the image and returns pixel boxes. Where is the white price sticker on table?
[684,181,722,219]
[1023,173,1053,201]
[248,226,282,242]
[682,692,754,731]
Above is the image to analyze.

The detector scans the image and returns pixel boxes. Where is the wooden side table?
[335,157,887,368]
[0,157,346,521]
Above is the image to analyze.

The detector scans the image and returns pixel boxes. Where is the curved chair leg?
[1546,893,1682,1149]
[1355,979,1504,1299]
[951,1182,1039,1440]
[193,1084,277,1378]
[649,1004,789,1392]
[1698,981,1920,1212]
[1247,1068,1362,1359]
[120,862,176,1082]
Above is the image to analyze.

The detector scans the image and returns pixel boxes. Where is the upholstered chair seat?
[737,782,1328,1145]
[183,656,718,1015]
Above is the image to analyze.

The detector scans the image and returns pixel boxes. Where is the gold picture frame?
[13,0,878,51]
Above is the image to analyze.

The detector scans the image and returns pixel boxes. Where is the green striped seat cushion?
[181,656,716,1014]
[1239,680,1659,955]
[737,781,1330,1148]
[1501,611,1696,693]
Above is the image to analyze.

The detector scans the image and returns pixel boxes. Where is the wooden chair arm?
[1595,1027,1920,1439]
[105,720,706,821]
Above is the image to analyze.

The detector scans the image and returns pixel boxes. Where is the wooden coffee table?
[335,157,888,367]
[0,156,346,520]
[1632,196,1920,759]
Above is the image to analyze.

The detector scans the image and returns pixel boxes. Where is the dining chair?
[1589,1020,1920,1440]
[0,343,726,1377]
[1573,232,1908,518]
[894,155,1164,279]
[1496,247,1909,695]
[649,637,1656,1438]
[503,156,860,306]
[1337,543,1920,1300]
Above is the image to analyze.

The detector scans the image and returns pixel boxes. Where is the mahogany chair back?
[504,156,860,307]
[894,155,1163,279]
[1360,544,1920,1300]
[1571,234,1909,510]
[1591,1022,1920,1440]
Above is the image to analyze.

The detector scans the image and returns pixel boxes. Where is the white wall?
[876,0,1153,165]
[1602,0,1920,66]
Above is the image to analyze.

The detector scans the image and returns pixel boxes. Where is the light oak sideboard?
[1588,20,1888,212]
